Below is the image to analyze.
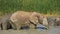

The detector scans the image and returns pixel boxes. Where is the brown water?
[0,26,60,34]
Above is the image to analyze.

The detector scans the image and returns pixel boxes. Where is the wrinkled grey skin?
[0,11,43,30]
[0,13,12,30]
[10,11,43,30]
[10,12,35,30]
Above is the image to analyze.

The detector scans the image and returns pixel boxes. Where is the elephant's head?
[30,12,49,29]
[29,12,44,26]
[36,14,51,29]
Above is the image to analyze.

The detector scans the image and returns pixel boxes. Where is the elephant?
[10,11,44,30]
[0,13,12,30]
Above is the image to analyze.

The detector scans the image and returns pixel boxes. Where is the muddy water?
[0,26,60,34]
[47,26,60,34]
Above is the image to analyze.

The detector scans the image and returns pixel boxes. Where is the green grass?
[0,0,60,15]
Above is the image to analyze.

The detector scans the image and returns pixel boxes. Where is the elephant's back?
[10,11,32,24]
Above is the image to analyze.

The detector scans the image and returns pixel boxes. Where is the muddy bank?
[0,26,60,34]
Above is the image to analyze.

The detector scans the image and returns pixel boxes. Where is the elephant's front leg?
[29,21,37,29]
[10,23,16,30]
[29,23,36,29]
[9,21,16,30]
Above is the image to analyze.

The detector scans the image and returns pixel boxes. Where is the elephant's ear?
[29,12,39,26]
[29,15,38,24]
[36,13,43,24]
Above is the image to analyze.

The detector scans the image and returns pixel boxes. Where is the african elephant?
[0,13,12,30]
[10,11,44,30]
